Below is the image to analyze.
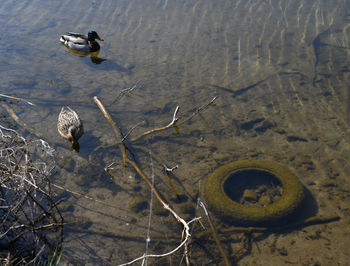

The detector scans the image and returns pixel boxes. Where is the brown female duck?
[57,106,84,151]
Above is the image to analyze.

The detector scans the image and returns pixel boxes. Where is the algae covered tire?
[204,160,305,226]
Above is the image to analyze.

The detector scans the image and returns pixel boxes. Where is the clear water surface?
[1,0,350,264]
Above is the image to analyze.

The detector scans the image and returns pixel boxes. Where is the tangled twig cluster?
[0,125,63,264]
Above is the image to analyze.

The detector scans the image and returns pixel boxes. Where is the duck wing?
[66,32,88,39]
[61,33,88,45]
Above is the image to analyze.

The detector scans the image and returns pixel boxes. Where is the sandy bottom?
[1,0,349,264]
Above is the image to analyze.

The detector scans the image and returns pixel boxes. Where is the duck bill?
[71,141,80,152]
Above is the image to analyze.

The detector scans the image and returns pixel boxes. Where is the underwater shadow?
[89,58,134,72]
[294,185,319,222]
[63,46,133,72]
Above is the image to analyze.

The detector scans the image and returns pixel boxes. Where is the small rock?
[319,180,337,188]
[240,118,265,131]
[256,185,268,193]
[258,195,271,206]
[287,135,308,142]
[255,120,276,133]
[278,247,288,256]
[241,189,258,203]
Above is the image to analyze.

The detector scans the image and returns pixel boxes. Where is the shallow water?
[1,0,350,264]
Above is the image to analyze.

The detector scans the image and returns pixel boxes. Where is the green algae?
[204,160,305,226]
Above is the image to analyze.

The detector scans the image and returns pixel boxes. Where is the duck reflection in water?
[63,47,106,64]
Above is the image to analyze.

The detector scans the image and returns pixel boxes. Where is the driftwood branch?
[93,96,127,166]
[93,97,199,265]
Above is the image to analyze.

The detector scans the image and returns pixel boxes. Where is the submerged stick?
[93,96,127,166]
[200,201,230,266]
[178,96,218,125]
[133,145,187,200]
[52,183,120,209]
[131,106,179,142]
[194,215,340,241]
[218,214,340,235]
[114,80,143,103]
[0,93,35,106]
[1,102,44,139]
[122,159,196,266]
[119,121,144,144]
[129,96,217,143]
[144,149,155,264]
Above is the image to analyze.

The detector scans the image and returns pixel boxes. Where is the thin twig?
[114,80,143,103]
[131,106,179,142]
[0,93,35,106]
[144,148,155,265]
[164,164,178,173]
[199,201,230,266]
[105,162,117,175]
[179,96,218,125]
[52,183,122,210]
[119,121,145,143]
[130,96,217,142]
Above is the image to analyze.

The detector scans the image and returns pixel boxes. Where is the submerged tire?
[204,160,305,226]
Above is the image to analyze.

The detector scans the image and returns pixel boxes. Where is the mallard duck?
[60,31,104,52]
[57,107,84,151]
